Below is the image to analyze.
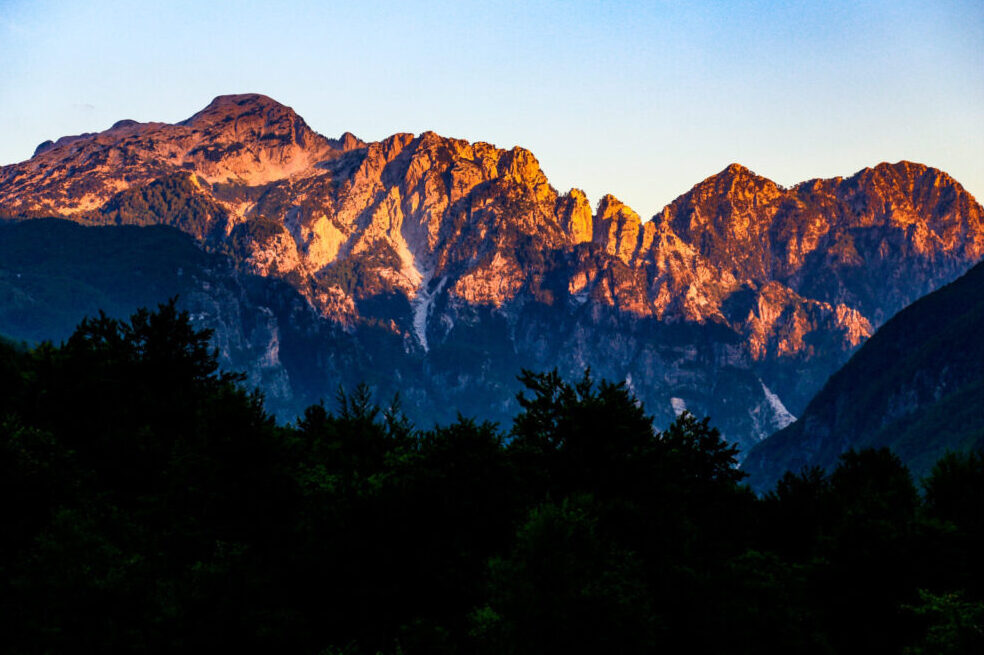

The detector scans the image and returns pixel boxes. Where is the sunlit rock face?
[2,94,982,454]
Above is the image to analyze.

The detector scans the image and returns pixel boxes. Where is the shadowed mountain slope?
[744,259,984,490]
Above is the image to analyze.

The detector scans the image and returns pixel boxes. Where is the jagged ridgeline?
[1,93,982,452]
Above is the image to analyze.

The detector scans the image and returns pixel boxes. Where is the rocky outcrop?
[1,94,982,454]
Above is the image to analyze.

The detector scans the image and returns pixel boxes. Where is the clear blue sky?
[1,0,982,218]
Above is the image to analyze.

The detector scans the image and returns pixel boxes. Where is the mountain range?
[1,93,982,454]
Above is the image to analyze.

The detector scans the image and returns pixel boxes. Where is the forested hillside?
[745,259,984,491]
[1,303,982,654]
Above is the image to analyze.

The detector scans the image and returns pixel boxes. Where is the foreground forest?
[1,302,982,654]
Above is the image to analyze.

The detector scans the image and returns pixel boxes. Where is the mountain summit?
[1,94,982,450]
[180,93,300,125]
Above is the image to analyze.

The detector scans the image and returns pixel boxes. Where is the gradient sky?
[1,0,982,219]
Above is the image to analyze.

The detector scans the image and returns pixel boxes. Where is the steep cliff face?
[2,94,982,453]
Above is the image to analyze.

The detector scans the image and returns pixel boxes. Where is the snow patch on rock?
[413,274,447,351]
[761,382,796,429]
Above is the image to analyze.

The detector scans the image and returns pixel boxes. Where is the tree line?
[0,301,981,654]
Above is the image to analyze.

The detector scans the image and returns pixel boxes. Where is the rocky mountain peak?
[594,194,639,227]
[181,93,293,124]
[31,131,98,157]
[703,163,780,198]
[812,161,984,265]
[722,162,754,176]
[839,161,950,197]
[500,147,552,197]
[665,164,783,232]
[657,164,783,282]
[32,140,57,157]
[110,119,141,130]
[857,162,978,211]
[557,188,593,244]
[593,194,643,263]
[328,131,366,152]
[179,93,327,152]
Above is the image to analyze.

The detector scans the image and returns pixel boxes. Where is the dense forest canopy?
[1,302,981,654]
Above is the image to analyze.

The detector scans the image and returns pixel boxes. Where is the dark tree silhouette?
[0,306,981,654]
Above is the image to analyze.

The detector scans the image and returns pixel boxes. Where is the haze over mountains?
[1,93,982,454]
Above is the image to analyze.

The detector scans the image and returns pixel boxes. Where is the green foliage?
[658,410,746,486]
[0,309,981,653]
[98,173,229,239]
[0,218,212,344]
[0,300,289,652]
[922,450,984,599]
[227,214,288,260]
[822,449,922,653]
[510,368,659,497]
[477,494,655,655]
[924,450,984,530]
[904,590,984,655]
[316,244,404,298]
